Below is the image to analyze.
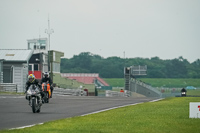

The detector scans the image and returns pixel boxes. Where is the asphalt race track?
[0,94,160,130]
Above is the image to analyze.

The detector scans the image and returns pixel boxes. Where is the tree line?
[60,52,200,78]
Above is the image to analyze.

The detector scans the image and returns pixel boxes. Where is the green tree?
[72,52,92,70]
[165,59,187,78]
[60,52,200,78]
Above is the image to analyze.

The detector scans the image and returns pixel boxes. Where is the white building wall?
[22,64,28,92]
[0,61,3,83]
[13,64,28,92]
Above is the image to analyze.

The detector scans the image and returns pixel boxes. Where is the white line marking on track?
[9,123,43,130]
[81,98,164,116]
[149,98,164,102]
[81,102,144,116]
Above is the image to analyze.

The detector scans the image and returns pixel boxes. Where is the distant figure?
[120,89,124,93]
[41,72,53,98]
[181,88,187,97]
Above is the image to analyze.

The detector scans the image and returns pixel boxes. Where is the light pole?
[45,15,54,72]
[45,15,54,51]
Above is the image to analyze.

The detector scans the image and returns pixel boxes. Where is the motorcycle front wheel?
[32,98,41,113]
[32,98,37,113]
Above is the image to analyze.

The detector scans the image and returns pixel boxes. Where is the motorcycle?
[181,91,186,97]
[42,82,51,103]
[26,85,42,113]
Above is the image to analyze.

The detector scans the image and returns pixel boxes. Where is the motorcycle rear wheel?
[44,92,49,103]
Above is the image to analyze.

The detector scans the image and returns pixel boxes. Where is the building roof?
[0,49,33,62]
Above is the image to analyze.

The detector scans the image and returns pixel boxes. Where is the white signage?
[189,102,200,118]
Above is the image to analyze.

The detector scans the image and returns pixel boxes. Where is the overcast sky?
[0,0,200,62]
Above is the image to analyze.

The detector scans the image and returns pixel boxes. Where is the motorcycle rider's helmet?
[28,74,35,83]
[44,72,49,78]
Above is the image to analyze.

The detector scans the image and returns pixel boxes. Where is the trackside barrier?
[53,87,87,96]
[105,90,130,97]
[0,83,17,92]
[130,79,183,98]
[130,79,162,97]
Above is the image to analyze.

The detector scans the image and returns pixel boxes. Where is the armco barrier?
[105,90,130,97]
[53,87,87,96]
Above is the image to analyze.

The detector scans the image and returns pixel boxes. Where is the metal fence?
[158,87,181,98]
[0,82,182,98]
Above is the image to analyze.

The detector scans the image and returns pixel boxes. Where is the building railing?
[0,83,17,92]
[130,79,162,97]
[134,79,161,95]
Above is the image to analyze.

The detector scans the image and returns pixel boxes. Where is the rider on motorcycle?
[41,72,53,98]
[25,74,44,104]
[181,87,187,97]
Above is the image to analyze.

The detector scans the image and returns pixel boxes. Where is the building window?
[34,64,38,71]
[40,44,46,50]
[43,55,46,63]
[29,64,33,71]
[53,52,56,61]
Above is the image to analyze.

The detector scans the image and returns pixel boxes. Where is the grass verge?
[187,89,200,96]
[1,97,200,133]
